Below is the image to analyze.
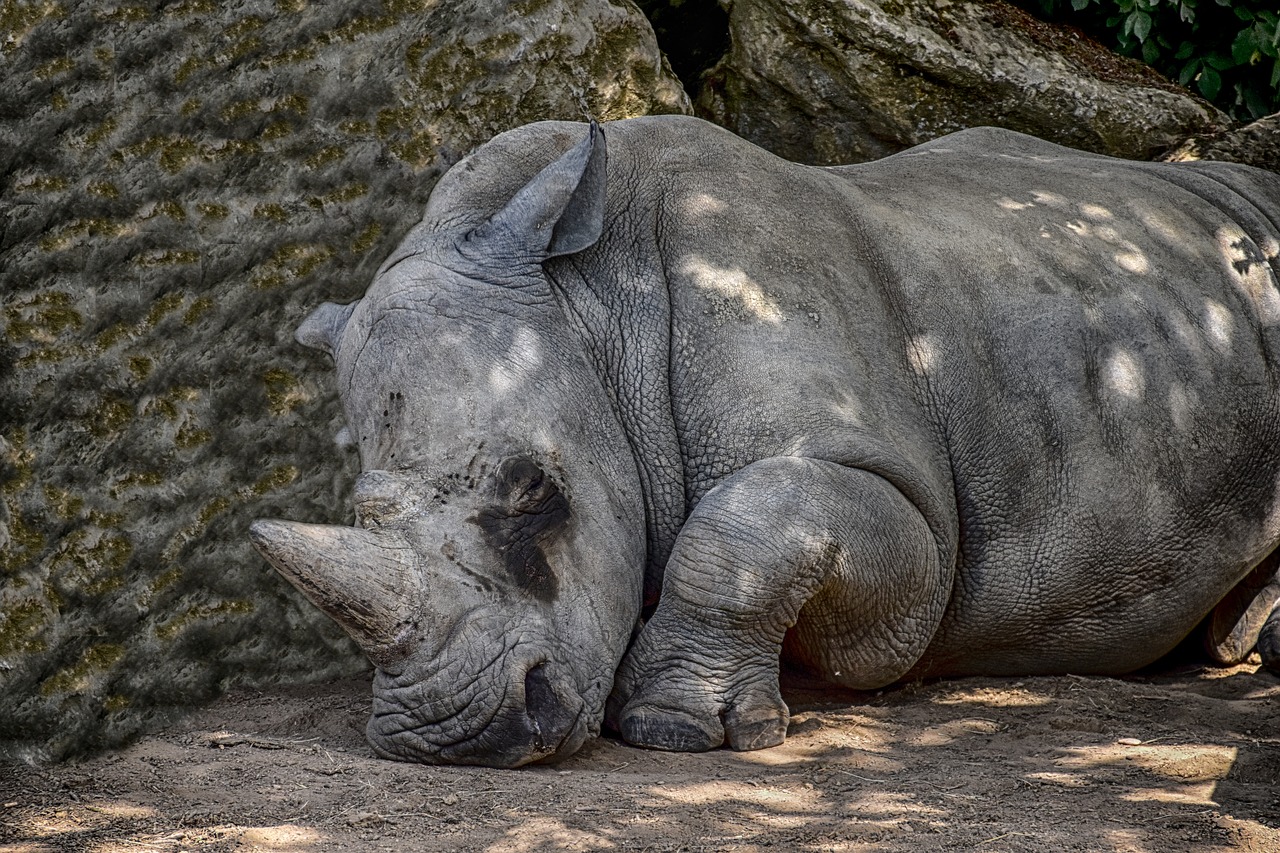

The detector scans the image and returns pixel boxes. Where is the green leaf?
[1142,39,1160,64]
[1205,52,1236,71]
[1233,29,1260,66]
[1132,11,1152,42]
[1174,40,1195,60]
[1198,66,1222,100]
[1272,58,1280,89]
[1179,57,1201,86]
[1235,6,1255,23]
[1071,0,1090,9]
[1245,90,1269,118]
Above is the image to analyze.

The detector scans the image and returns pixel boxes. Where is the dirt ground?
[2,660,1277,853]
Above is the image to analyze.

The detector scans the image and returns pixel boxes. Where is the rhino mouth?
[366,652,594,767]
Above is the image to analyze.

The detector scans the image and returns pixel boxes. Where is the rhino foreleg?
[606,457,947,752]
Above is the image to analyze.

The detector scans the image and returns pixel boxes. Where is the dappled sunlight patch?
[928,682,1053,708]
[1103,349,1145,399]
[681,192,727,217]
[678,257,784,324]
[650,779,827,815]
[834,790,946,820]
[1219,225,1280,324]
[1201,299,1235,353]
[1080,203,1114,221]
[1120,781,1219,807]
[483,817,615,852]
[488,326,543,395]
[1166,384,1199,432]
[1026,770,1094,788]
[906,716,1003,748]
[1053,743,1237,784]
[1103,828,1155,853]
[996,195,1035,211]
[905,334,936,378]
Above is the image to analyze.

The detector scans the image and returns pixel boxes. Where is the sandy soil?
[2,661,1277,852]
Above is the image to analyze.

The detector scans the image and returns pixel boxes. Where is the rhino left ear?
[296,301,357,357]
[465,122,607,261]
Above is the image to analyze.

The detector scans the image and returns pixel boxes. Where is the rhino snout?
[367,657,591,768]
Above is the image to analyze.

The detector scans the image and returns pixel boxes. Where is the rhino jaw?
[249,519,419,666]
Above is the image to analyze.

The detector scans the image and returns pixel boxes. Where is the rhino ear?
[250,518,418,667]
[296,301,357,357]
[465,121,607,261]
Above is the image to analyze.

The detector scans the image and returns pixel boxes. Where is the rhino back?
[618,120,1280,675]
[844,129,1280,674]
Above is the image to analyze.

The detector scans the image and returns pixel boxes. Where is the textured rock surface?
[0,0,688,761]
[698,0,1229,165]
[1161,112,1280,173]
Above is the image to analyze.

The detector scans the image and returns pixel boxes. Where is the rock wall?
[0,0,688,761]
[698,0,1229,165]
[1161,112,1280,173]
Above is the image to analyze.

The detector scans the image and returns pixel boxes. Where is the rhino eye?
[495,456,555,509]
[471,455,571,600]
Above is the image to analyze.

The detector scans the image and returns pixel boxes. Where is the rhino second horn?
[249,519,417,666]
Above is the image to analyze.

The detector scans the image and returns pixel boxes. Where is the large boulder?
[697,0,1229,165]
[1161,112,1280,173]
[0,0,688,761]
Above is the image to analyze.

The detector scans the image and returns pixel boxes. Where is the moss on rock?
[0,0,687,763]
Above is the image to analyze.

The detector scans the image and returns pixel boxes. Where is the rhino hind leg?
[1204,553,1280,668]
[605,457,948,753]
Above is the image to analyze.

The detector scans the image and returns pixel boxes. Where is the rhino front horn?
[249,519,418,666]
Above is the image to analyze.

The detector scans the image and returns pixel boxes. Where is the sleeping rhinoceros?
[250,116,1280,767]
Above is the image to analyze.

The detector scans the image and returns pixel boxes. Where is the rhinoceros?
[250,115,1280,767]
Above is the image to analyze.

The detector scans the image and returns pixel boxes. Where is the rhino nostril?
[523,663,578,753]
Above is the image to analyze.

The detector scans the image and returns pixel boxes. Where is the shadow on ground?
[2,662,1277,852]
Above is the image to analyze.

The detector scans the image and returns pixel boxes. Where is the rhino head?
[251,125,646,767]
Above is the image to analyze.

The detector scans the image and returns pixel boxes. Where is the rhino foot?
[606,611,788,752]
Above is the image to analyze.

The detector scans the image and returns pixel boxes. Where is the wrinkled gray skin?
[252,116,1280,767]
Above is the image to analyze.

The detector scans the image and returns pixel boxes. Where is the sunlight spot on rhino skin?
[682,192,727,217]
[1219,225,1280,325]
[906,334,936,377]
[1080,203,1113,221]
[1136,207,1185,245]
[1103,350,1144,399]
[1166,384,1199,432]
[1031,190,1067,207]
[825,389,865,427]
[488,327,542,394]
[679,257,784,324]
[996,196,1034,211]
[1113,244,1149,275]
[1201,299,1234,353]
[1065,219,1089,237]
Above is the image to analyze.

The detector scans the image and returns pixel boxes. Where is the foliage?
[1020,0,1280,121]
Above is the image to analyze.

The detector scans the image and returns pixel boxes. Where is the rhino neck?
[546,245,687,606]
